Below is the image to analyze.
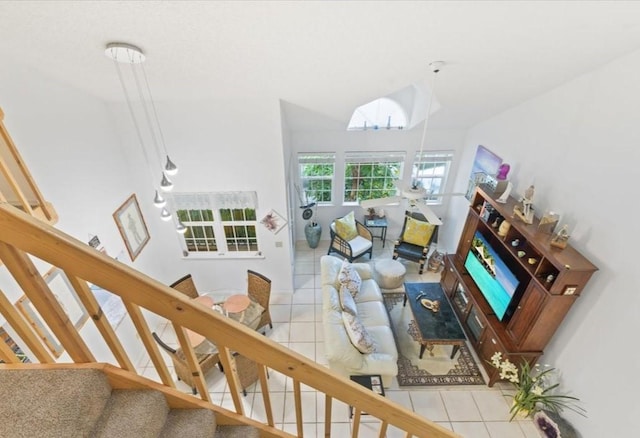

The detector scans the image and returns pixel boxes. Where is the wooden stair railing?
[0,107,57,225]
[0,203,458,438]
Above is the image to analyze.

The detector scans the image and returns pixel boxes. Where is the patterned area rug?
[383,291,485,386]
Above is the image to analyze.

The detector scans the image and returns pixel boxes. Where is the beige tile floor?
[140,240,539,437]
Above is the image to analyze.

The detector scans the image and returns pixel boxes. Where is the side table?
[348,374,385,418]
[364,216,388,247]
[349,374,386,437]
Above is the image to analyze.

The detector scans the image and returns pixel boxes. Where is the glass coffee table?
[403,283,466,359]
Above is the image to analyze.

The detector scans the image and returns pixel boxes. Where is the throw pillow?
[342,312,376,354]
[402,216,436,247]
[335,211,358,241]
[339,284,358,316]
[338,259,362,297]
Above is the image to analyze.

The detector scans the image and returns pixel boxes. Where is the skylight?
[347,97,407,131]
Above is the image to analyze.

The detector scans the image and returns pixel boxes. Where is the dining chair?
[151,331,222,395]
[169,274,199,299]
[247,270,273,333]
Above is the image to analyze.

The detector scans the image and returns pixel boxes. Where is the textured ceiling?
[1,1,640,129]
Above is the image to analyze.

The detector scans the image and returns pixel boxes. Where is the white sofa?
[320,255,398,387]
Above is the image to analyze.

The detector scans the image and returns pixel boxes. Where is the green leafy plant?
[490,352,586,421]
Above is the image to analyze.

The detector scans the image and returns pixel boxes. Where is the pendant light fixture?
[106,42,183,232]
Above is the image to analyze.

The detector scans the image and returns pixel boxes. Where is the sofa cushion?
[349,235,374,257]
[402,216,436,247]
[338,259,361,297]
[354,280,383,303]
[335,211,358,241]
[365,325,398,360]
[356,301,392,327]
[342,312,375,354]
[339,284,358,316]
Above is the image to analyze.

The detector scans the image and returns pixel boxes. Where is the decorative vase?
[304,223,322,249]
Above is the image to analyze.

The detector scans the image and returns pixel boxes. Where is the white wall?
[447,50,639,436]
[289,124,467,245]
[0,62,293,366]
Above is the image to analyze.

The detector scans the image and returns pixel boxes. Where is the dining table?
[184,293,264,394]
[186,293,264,354]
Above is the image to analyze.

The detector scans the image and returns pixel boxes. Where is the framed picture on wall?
[113,194,150,261]
[260,209,287,234]
[465,145,503,200]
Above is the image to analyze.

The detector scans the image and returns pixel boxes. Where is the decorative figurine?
[522,185,535,218]
[496,163,511,180]
[513,184,535,224]
[550,224,570,249]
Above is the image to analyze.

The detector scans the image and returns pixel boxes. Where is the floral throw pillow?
[339,284,358,316]
[342,312,375,354]
[338,259,361,297]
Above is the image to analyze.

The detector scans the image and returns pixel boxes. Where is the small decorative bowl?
[517,251,526,258]
[528,258,537,265]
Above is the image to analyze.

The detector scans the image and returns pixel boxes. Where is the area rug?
[383,290,485,386]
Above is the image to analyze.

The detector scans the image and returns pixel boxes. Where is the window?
[220,208,258,252]
[344,152,405,203]
[170,192,259,258]
[347,97,407,131]
[298,153,335,204]
[412,151,454,204]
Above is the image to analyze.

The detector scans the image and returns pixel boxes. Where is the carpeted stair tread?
[91,389,169,438]
[159,409,217,437]
[215,425,261,438]
[0,368,112,438]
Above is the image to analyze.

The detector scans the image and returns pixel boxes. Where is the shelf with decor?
[443,184,598,385]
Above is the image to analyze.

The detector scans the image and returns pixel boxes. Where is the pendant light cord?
[140,62,170,158]
[416,68,439,183]
[112,57,157,188]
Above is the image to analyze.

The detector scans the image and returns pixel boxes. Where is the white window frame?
[343,151,405,205]
[298,153,335,205]
[170,192,262,259]
[412,151,454,204]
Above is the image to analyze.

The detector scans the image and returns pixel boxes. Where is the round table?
[223,294,251,313]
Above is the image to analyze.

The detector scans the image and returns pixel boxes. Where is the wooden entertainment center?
[441,185,598,385]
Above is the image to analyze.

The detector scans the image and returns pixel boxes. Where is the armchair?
[392,211,439,274]
[327,212,373,262]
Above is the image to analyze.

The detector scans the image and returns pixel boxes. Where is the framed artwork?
[15,267,89,357]
[113,194,150,261]
[260,209,287,234]
[466,145,503,200]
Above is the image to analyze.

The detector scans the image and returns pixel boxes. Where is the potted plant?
[490,352,586,421]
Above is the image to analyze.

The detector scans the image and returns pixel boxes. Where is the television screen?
[464,231,520,321]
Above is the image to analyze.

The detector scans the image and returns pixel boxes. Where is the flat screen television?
[464,230,523,321]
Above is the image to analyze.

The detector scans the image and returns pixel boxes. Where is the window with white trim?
[298,153,335,204]
[344,151,405,203]
[412,151,454,204]
[171,192,259,257]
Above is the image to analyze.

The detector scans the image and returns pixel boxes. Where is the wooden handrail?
[0,203,458,438]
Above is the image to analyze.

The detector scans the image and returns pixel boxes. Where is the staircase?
[0,203,459,438]
[0,366,258,438]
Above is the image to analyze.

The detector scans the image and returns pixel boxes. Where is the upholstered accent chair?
[247,270,273,333]
[392,211,439,274]
[327,211,374,262]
